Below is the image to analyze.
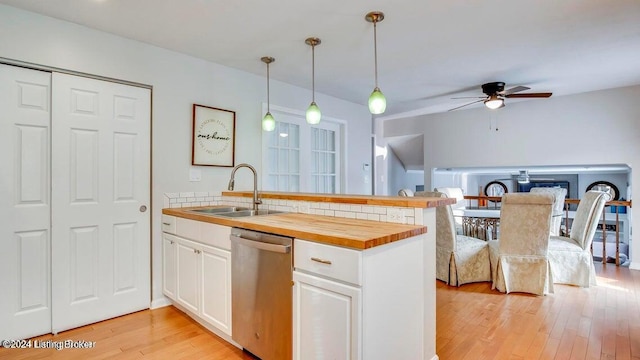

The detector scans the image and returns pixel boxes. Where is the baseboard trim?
[150,297,172,309]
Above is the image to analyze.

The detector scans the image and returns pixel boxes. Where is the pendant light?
[305,37,321,125]
[365,11,386,115]
[261,56,276,131]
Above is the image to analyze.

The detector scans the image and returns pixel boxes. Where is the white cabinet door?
[200,245,232,335]
[176,239,200,314]
[0,64,52,340]
[162,233,178,300]
[293,270,361,360]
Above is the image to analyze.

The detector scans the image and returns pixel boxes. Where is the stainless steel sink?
[189,206,248,214]
[213,209,286,218]
[188,207,286,218]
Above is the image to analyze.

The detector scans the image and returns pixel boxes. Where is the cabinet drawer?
[162,215,177,234]
[294,239,362,286]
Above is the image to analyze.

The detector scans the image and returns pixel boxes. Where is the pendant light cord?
[266,62,270,112]
[373,21,379,88]
[311,44,316,102]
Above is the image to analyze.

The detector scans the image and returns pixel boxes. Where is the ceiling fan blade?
[500,86,530,95]
[448,99,484,111]
[505,92,552,98]
[451,96,485,99]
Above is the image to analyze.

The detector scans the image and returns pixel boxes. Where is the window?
[262,108,343,193]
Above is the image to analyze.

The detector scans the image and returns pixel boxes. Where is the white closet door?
[0,64,52,340]
[51,73,151,333]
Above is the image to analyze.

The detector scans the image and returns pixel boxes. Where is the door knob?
[139,205,147,212]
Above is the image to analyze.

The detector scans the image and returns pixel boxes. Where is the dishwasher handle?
[231,234,291,254]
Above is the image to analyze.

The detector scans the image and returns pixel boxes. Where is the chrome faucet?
[228,163,262,211]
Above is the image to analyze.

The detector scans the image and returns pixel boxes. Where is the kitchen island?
[162,192,451,360]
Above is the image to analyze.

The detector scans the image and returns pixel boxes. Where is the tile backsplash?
[163,192,421,225]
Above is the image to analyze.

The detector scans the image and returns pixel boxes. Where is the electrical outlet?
[387,208,405,223]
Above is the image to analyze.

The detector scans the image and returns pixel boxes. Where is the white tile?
[330,203,340,211]
[170,204,181,208]
[350,205,362,212]
[405,216,415,225]
[164,192,179,198]
[177,198,186,203]
[196,197,205,201]
[195,192,208,197]
[380,215,388,222]
[362,205,375,214]
[187,197,196,202]
[367,213,380,221]
[374,206,387,215]
[320,203,330,210]
[339,204,351,211]
[324,210,335,216]
[414,209,424,225]
[343,212,356,219]
[356,213,368,220]
[179,192,195,198]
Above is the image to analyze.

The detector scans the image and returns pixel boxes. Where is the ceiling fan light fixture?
[484,95,504,110]
[261,56,276,131]
[366,11,386,115]
[517,170,530,184]
[305,37,321,125]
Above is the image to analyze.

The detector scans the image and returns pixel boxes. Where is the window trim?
[261,104,347,193]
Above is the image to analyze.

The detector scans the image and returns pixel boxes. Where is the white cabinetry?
[293,236,427,360]
[176,238,200,314]
[161,215,232,337]
[293,271,361,360]
[162,234,177,299]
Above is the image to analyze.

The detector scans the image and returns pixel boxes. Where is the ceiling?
[3,0,640,119]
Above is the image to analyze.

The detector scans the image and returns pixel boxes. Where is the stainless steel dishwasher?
[231,228,293,360]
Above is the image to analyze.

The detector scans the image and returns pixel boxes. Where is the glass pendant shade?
[368,87,386,114]
[262,111,276,131]
[306,102,321,124]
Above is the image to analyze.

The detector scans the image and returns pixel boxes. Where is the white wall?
[0,5,372,305]
[388,148,424,194]
[383,85,640,269]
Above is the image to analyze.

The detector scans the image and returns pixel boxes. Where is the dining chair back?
[489,192,554,295]
[530,187,567,236]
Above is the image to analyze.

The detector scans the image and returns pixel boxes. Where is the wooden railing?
[460,195,632,266]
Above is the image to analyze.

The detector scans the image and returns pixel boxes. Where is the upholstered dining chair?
[421,191,491,286]
[397,188,414,196]
[434,187,465,234]
[547,190,610,287]
[488,193,554,295]
[530,187,567,236]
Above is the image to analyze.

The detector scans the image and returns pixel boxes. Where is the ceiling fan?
[448,82,552,111]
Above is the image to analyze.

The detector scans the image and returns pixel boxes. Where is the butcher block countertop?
[163,206,428,250]
[222,191,454,208]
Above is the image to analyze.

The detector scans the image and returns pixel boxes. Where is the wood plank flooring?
[1,263,638,360]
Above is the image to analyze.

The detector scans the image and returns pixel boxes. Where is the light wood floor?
[1,263,638,360]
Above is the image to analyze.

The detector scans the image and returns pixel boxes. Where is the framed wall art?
[192,104,236,167]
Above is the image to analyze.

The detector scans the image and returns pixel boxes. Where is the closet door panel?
[51,73,151,333]
[0,64,52,340]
